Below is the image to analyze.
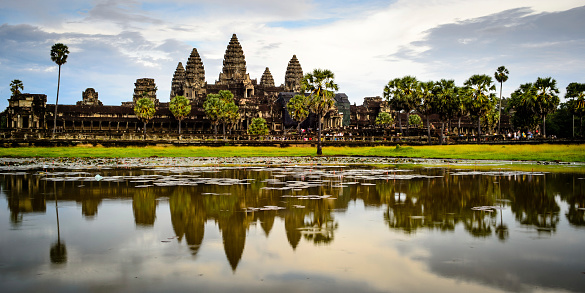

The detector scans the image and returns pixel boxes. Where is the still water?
[1,165,584,293]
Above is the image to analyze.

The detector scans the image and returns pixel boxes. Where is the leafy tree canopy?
[247,117,269,135]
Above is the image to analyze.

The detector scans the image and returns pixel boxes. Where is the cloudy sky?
[1,0,584,110]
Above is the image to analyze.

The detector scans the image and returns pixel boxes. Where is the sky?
[1,0,584,111]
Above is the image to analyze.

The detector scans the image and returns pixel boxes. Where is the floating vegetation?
[471,206,506,212]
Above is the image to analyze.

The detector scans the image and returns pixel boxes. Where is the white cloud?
[1,0,584,111]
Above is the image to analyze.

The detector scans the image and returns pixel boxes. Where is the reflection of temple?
[3,168,580,271]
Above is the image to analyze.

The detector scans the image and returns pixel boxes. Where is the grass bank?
[1,144,584,162]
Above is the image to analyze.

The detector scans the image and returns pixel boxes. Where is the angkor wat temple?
[3,34,489,141]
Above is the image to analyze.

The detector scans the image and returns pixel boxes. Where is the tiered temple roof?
[284,55,303,92]
[185,48,205,89]
[170,62,186,98]
[218,34,247,84]
[259,67,275,87]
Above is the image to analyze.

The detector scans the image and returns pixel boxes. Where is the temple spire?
[218,34,247,83]
[170,62,186,98]
[260,67,275,87]
[284,55,303,92]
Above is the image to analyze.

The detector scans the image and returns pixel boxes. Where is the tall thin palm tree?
[302,69,338,155]
[384,76,418,136]
[50,43,69,138]
[494,66,509,134]
[415,81,435,144]
[533,77,560,137]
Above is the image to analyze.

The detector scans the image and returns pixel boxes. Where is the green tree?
[169,95,191,136]
[462,74,497,137]
[431,79,461,145]
[415,81,435,144]
[494,66,509,134]
[375,112,394,127]
[384,76,418,136]
[134,97,156,139]
[10,80,23,97]
[565,82,585,137]
[408,114,422,128]
[302,69,339,155]
[375,112,394,137]
[247,117,269,136]
[287,94,310,136]
[533,77,560,137]
[50,43,69,138]
[203,95,223,136]
[221,101,240,136]
[508,83,539,132]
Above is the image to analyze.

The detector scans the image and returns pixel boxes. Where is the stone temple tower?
[259,67,275,87]
[170,62,186,98]
[284,55,303,93]
[184,48,206,101]
[218,34,248,84]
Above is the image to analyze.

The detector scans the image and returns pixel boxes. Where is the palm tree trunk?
[426,116,431,145]
[317,114,323,155]
[406,112,410,137]
[397,111,402,135]
[477,117,482,139]
[52,65,61,138]
[143,121,147,140]
[498,81,502,134]
[440,122,445,145]
[223,123,226,140]
[543,115,546,138]
[297,122,301,140]
[178,119,182,135]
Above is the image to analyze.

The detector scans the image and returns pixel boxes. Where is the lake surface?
[1,164,584,293]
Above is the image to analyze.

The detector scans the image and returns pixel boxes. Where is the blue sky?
[1,0,584,110]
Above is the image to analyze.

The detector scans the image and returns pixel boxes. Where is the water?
[1,165,584,292]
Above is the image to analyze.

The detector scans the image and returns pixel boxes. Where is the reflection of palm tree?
[50,190,67,264]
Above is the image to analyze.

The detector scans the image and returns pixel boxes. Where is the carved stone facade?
[132,78,158,106]
[284,55,303,92]
[4,34,363,136]
[77,88,103,106]
[6,94,47,129]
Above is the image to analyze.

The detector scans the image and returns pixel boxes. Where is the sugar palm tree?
[10,79,24,96]
[415,80,435,144]
[494,66,509,134]
[287,94,310,137]
[565,82,585,137]
[302,69,338,155]
[384,76,418,136]
[169,95,191,136]
[431,79,460,145]
[462,74,497,137]
[50,43,69,138]
[134,97,156,139]
[533,77,560,137]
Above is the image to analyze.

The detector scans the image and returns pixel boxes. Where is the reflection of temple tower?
[170,192,205,256]
[258,210,277,237]
[132,189,157,227]
[284,210,304,250]
[220,212,247,272]
[284,55,303,93]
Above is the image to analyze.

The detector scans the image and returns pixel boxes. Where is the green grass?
[1,144,584,162]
